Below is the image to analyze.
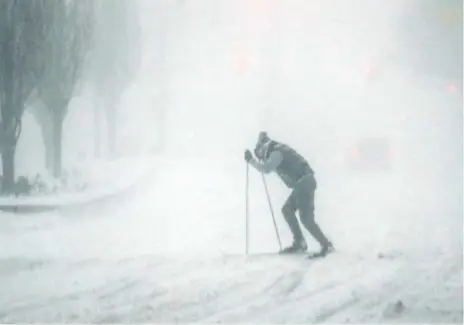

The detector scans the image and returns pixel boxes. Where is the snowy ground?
[0,156,157,208]
[0,157,461,323]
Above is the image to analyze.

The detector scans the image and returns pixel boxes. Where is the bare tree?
[37,0,95,178]
[89,0,140,159]
[0,0,50,193]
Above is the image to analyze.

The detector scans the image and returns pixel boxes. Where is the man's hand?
[244,149,253,163]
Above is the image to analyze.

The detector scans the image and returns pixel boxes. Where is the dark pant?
[281,174,330,247]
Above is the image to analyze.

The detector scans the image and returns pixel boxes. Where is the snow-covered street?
[0,0,461,322]
[0,159,461,323]
[0,248,461,323]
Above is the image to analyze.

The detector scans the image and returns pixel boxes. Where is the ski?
[240,251,334,259]
[306,251,333,260]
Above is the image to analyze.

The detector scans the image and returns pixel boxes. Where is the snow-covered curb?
[0,156,157,213]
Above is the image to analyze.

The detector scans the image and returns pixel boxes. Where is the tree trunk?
[52,112,64,178]
[29,103,54,173]
[1,145,15,194]
[1,54,16,194]
[39,116,53,173]
[45,137,54,173]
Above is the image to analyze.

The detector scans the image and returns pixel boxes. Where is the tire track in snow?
[202,276,343,323]
[0,257,169,322]
[0,255,290,322]
[88,255,314,322]
[0,277,143,322]
[371,254,463,323]
[249,254,404,323]
[177,268,311,322]
[17,255,295,322]
[352,256,459,322]
[198,253,371,323]
[123,257,311,322]
[312,297,363,323]
[0,252,422,323]
[312,253,462,323]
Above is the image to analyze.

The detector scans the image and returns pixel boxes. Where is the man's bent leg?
[296,176,331,250]
[281,192,307,253]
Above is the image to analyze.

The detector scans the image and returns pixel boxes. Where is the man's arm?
[250,150,283,174]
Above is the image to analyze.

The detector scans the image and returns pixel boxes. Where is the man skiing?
[244,131,334,258]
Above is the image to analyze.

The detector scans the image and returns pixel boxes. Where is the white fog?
[0,0,462,323]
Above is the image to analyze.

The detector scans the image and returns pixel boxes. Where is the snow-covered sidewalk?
[0,156,157,212]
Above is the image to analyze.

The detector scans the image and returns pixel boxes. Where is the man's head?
[258,131,269,143]
[254,131,271,160]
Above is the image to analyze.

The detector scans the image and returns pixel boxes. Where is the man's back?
[255,137,313,189]
[269,141,313,188]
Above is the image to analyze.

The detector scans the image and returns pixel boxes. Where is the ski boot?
[307,241,334,259]
[280,238,308,254]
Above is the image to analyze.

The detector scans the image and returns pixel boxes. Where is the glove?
[244,149,253,163]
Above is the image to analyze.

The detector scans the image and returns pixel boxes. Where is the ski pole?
[245,162,250,255]
[261,173,282,252]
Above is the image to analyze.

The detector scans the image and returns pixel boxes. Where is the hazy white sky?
[14,0,461,202]
[134,0,461,178]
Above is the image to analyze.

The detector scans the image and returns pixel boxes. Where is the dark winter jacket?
[252,139,313,188]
